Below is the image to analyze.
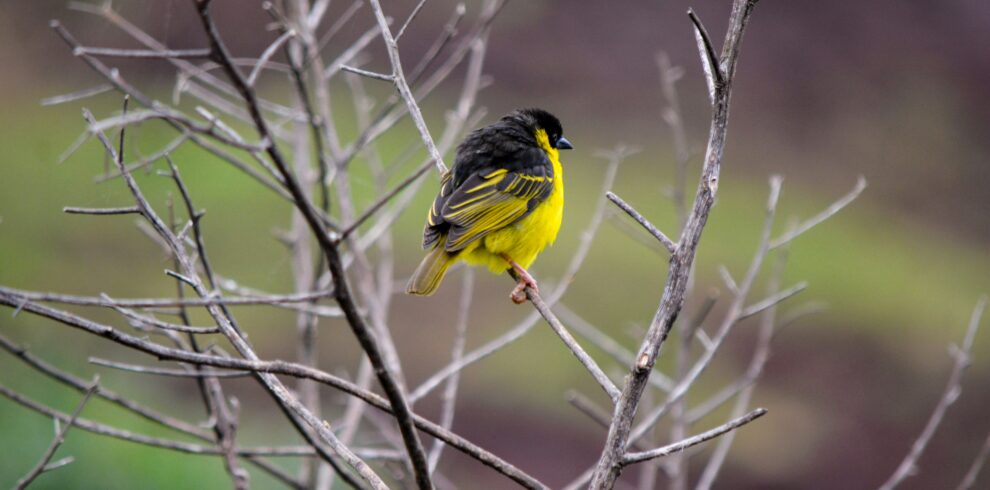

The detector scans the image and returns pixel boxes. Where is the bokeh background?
[2,0,990,488]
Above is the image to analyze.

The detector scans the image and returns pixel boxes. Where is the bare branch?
[718,265,739,295]
[87,84,380,487]
[41,84,113,106]
[396,0,434,41]
[63,206,140,215]
[333,2,494,171]
[110,301,221,337]
[427,268,474,472]
[0,334,206,438]
[0,383,317,457]
[1,286,334,309]
[89,358,251,378]
[769,175,866,249]
[73,47,211,59]
[0,293,549,489]
[525,287,621,403]
[621,178,786,452]
[338,160,434,241]
[687,9,721,104]
[696,244,791,490]
[607,192,678,253]
[957,428,990,490]
[367,0,447,175]
[738,282,807,321]
[247,29,296,87]
[339,64,394,82]
[15,376,99,490]
[879,297,986,490]
[323,24,385,78]
[657,52,691,228]
[623,408,767,466]
[0,334,302,488]
[192,3,430,484]
[556,304,675,392]
[589,3,761,485]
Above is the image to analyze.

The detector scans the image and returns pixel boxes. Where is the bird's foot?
[510,276,539,304]
[502,254,539,304]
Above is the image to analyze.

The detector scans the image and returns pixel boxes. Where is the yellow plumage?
[460,129,564,272]
[407,109,571,300]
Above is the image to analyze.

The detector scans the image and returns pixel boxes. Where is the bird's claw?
[509,276,538,304]
[510,285,527,304]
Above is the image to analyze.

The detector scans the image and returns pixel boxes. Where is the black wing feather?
[420,121,554,252]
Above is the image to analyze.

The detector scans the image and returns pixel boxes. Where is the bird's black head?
[504,108,574,151]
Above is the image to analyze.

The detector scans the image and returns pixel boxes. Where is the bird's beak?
[556,136,574,150]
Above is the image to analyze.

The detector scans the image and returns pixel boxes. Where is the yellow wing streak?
[441,169,554,251]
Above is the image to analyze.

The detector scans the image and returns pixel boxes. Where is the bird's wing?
[439,164,554,252]
[423,170,455,249]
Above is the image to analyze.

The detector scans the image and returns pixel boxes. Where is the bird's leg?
[501,254,539,304]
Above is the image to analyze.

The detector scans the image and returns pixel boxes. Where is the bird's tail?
[406,246,457,296]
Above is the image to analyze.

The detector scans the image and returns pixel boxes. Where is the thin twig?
[607,192,677,253]
[50,20,302,189]
[623,408,767,466]
[193,3,427,485]
[396,0,431,41]
[367,0,447,176]
[624,177,785,451]
[73,47,211,58]
[769,176,866,249]
[0,293,549,489]
[41,84,113,106]
[338,160,434,241]
[0,286,333,308]
[427,268,474,472]
[63,206,140,215]
[0,384,318,457]
[738,282,807,321]
[15,376,100,490]
[696,244,791,490]
[247,29,296,87]
[556,304,675,392]
[0,334,206,437]
[525,287,621,403]
[87,89,379,487]
[340,64,394,81]
[323,24,385,78]
[0,335,302,488]
[589,3,761,486]
[687,8,721,104]
[878,297,986,490]
[658,52,691,229]
[89,358,252,378]
[334,1,495,172]
[956,428,990,490]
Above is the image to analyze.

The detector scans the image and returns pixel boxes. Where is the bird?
[406,108,574,303]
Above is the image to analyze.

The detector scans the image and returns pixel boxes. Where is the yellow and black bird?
[406,108,573,303]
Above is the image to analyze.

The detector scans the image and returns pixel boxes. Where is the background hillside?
[1,1,989,488]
